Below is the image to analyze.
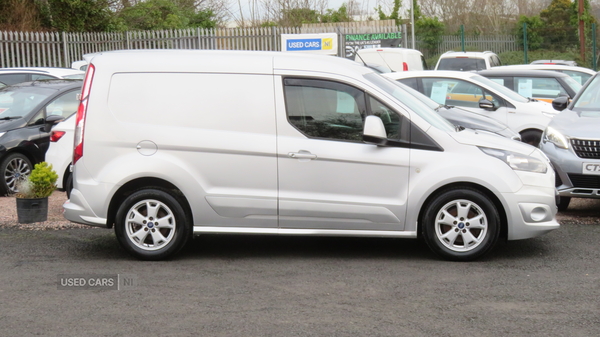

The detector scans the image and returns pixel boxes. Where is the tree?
[515,15,545,50]
[321,4,352,23]
[377,0,401,25]
[540,0,578,50]
[116,0,216,30]
[416,16,444,54]
[39,0,116,32]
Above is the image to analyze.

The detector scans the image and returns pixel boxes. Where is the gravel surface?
[0,191,598,230]
[0,191,91,230]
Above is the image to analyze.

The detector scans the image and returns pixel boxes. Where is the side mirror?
[552,96,569,111]
[43,114,65,132]
[479,99,496,111]
[363,115,388,146]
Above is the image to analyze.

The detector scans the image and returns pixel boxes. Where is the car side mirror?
[363,115,388,146]
[43,114,65,132]
[479,98,496,111]
[552,96,569,111]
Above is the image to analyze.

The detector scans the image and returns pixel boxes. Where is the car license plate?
[582,163,600,175]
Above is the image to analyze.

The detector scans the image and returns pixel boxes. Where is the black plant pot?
[16,197,49,223]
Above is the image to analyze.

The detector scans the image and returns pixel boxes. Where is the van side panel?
[81,72,278,228]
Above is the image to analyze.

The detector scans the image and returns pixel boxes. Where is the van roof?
[87,49,373,76]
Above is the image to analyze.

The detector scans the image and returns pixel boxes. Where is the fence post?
[523,22,528,64]
[62,31,68,68]
[460,25,465,52]
[593,23,597,71]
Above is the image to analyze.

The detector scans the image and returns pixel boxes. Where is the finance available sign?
[281,33,338,55]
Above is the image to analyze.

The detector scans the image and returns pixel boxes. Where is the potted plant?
[15,162,58,224]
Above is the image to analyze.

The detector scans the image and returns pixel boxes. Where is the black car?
[0,79,82,195]
[477,69,582,103]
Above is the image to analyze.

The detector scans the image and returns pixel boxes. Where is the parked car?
[477,68,582,103]
[384,70,556,146]
[531,59,577,66]
[434,51,501,71]
[496,64,596,86]
[46,114,75,197]
[0,67,85,87]
[540,72,600,210]
[63,50,559,261]
[0,79,82,195]
[392,79,521,140]
[355,48,427,71]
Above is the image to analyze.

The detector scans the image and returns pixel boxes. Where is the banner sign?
[281,33,338,55]
[344,32,402,59]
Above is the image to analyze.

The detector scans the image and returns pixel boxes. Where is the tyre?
[520,130,542,147]
[115,189,191,260]
[557,196,571,211]
[0,153,32,196]
[421,187,501,261]
[65,173,73,199]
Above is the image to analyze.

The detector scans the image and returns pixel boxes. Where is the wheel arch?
[107,177,192,229]
[417,182,508,241]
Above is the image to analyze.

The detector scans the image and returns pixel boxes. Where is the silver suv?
[435,51,501,71]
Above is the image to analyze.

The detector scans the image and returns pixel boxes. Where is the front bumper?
[540,140,600,199]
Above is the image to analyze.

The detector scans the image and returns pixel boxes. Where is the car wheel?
[115,189,191,260]
[0,153,32,196]
[520,130,542,147]
[557,196,571,211]
[65,173,73,199]
[421,187,500,261]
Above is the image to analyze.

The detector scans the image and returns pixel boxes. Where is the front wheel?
[115,189,191,260]
[0,153,32,196]
[421,188,501,261]
[520,130,542,147]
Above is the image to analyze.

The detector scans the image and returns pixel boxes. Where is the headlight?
[543,126,569,149]
[542,110,558,117]
[479,147,548,173]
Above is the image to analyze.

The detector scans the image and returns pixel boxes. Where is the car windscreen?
[562,75,583,93]
[437,58,486,71]
[0,86,56,118]
[470,75,530,103]
[572,75,600,112]
[364,73,455,132]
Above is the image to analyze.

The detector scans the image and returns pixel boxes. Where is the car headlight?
[542,110,558,117]
[543,126,569,149]
[479,147,548,173]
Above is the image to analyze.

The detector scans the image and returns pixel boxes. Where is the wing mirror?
[479,99,497,111]
[552,96,569,111]
[43,114,65,132]
[363,115,388,146]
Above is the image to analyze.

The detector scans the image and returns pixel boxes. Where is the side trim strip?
[192,226,417,238]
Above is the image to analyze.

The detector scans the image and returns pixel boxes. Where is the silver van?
[63,50,559,261]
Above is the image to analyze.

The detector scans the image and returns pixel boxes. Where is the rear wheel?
[520,130,542,147]
[0,153,32,196]
[64,173,73,198]
[115,189,191,260]
[421,187,500,261]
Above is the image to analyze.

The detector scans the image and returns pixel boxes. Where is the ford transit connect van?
[63,50,559,261]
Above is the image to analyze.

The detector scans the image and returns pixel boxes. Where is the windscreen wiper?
[0,116,21,120]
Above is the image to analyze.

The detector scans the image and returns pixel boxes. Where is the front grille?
[571,139,600,159]
[567,174,600,188]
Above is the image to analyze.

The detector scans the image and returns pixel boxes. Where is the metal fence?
[1,25,520,69]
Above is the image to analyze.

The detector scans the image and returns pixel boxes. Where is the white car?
[434,51,502,71]
[495,64,596,86]
[0,67,85,87]
[384,70,557,146]
[46,114,75,197]
[63,50,559,261]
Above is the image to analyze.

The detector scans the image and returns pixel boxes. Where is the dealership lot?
[0,196,598,336]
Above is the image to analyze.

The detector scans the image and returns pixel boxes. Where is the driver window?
[284,78,366,142]
[45,90,79,118]
[368,96,408,141]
